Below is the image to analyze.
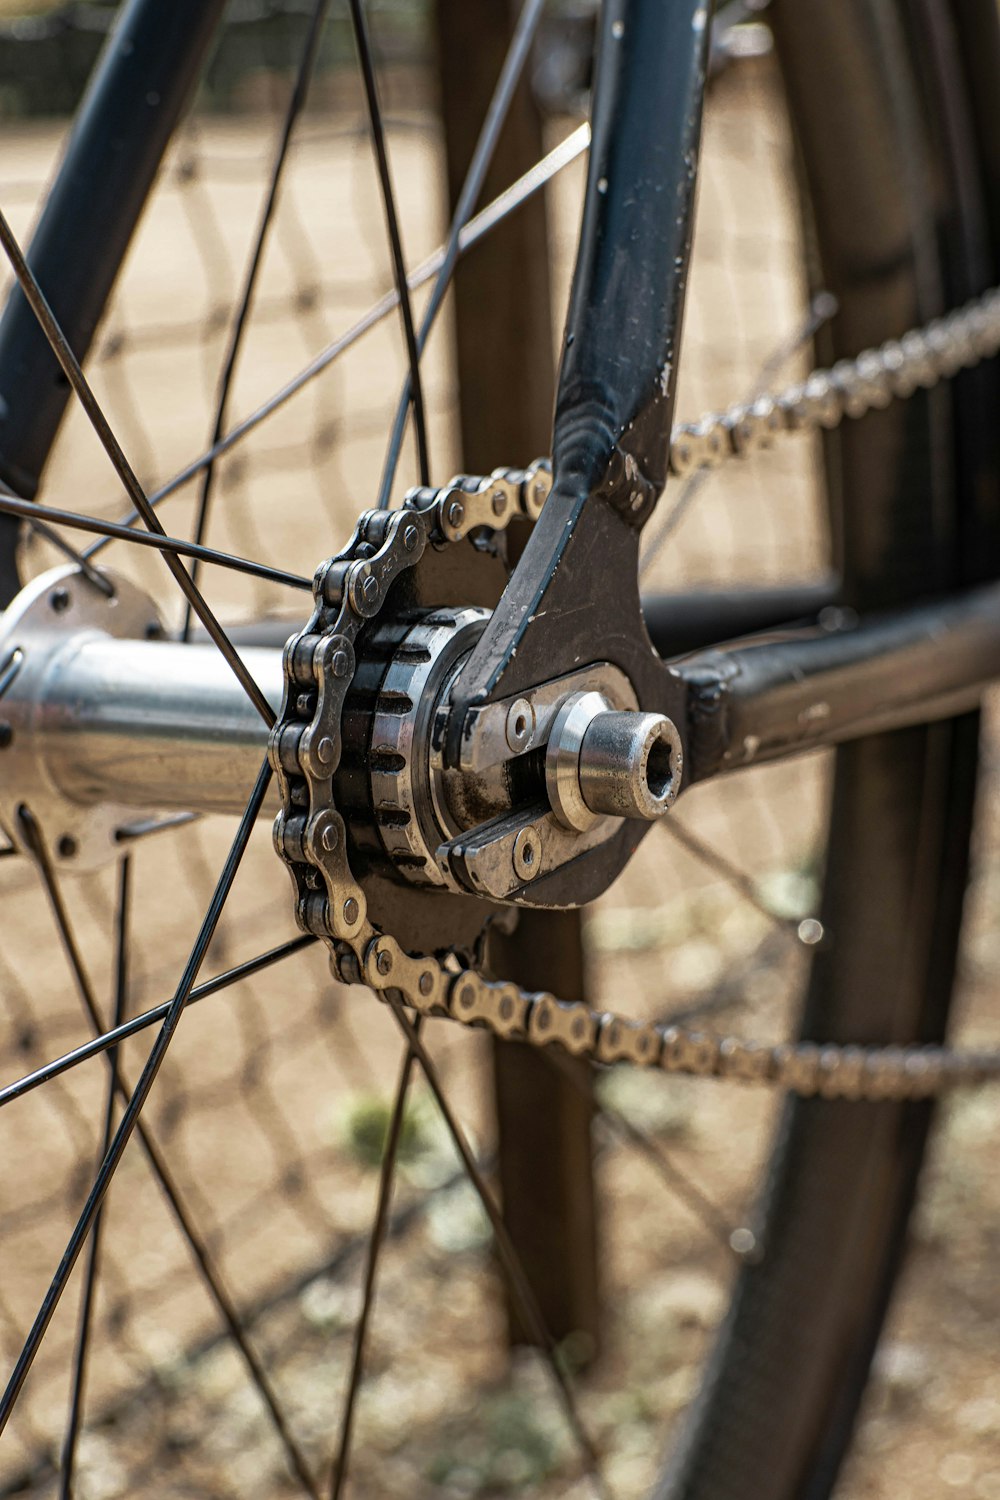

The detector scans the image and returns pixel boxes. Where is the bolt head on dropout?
[512,826,540,882]
[505,697,535,753]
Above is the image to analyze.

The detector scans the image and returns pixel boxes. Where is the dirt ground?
[0,45,998,1500]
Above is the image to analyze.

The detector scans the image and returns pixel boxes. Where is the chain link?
[271,300,1000,1100]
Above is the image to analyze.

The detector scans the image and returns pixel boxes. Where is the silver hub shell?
[0,566,164,870]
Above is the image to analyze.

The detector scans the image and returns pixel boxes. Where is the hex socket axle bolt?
[545,692,683,831]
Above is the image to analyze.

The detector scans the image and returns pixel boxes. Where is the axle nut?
[545,694,682,830]
[578,711,682,820]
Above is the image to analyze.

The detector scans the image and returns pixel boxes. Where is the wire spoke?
[0,934,317,1110]
[543,1047,740,1253]
[0,487,313,591]
[349,0,430,490]
[376,0,546,508]
[27,517,115,598]
[15,796,319,1496]
[0,209,276,728]
[655,929,789,1030]
[329,1025,422,1499]
[384,995,610,1500]
[0,766,284,1432]
[598,1101,745,1253]
[662,815,810,935]
[640,290,838,580]
[59,855,131,1496]
[115,811,203,842]
[181,0,331,642]
[0,644,23,698]
[82,125,589,555]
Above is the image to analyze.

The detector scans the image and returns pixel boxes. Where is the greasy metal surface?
[545,690,612,831]
[457,661,635,775]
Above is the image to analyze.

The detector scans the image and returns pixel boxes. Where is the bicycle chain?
[271,294,1000,1102]
[668,285,1000,477]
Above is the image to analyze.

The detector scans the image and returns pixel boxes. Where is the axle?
[14,632,282,816]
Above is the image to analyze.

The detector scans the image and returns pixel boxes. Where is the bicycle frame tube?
[446,0,712,746]
[0,0,226,602]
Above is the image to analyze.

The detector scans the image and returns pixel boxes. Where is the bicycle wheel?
[0,2,997,1498]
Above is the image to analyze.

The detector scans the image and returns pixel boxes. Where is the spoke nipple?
[797,917,824,946]
[376,946,393,976]
[446,498,464,528]
[729,1226,759,1260]
[331,648,351,679]
[342,896,360,926]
